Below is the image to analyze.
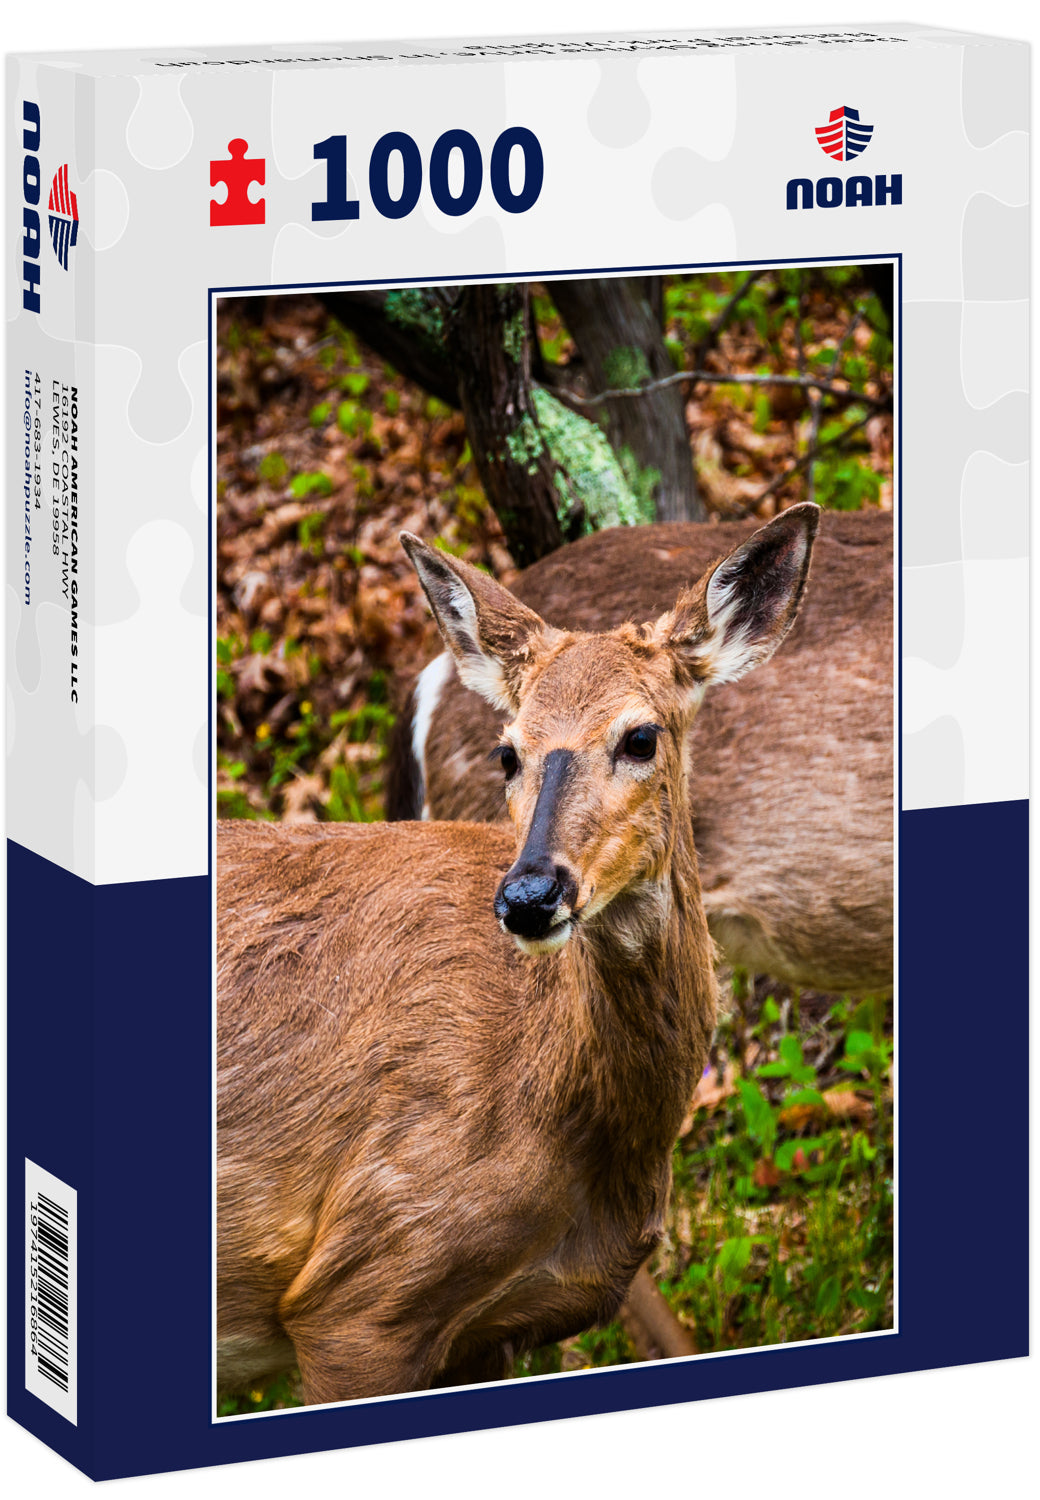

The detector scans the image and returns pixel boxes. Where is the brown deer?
[217,504,818,1404]
[389,508,893,996]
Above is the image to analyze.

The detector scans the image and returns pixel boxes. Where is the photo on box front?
[213,264,895,1414]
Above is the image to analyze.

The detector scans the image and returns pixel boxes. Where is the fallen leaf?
[823,1089,872,1121]
[778,1102,827,1131]
[681,1062,737,1131]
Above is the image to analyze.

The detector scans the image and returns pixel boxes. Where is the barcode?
[25,1159,77,1425]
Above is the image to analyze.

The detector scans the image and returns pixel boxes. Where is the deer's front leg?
[279,1239,450,1403]
[433,1340,515,1388]
[284,1302,442,1404]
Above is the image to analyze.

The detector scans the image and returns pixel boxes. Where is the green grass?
[218,1370,303,1417]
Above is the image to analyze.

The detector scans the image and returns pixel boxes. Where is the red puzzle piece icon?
[210,139,265,227]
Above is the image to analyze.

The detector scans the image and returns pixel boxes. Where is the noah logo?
[815,105,874,162]
[21,101,42,313]
[48,164,79,270]
[787,103,900,210]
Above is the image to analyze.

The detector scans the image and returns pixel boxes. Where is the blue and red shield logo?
[47,164,79,270]
[815,106,874,163]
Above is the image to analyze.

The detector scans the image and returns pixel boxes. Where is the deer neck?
[527,795,716,1193]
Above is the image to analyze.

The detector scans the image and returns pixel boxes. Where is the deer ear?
[658,503,820,689]
[400,533,551,714]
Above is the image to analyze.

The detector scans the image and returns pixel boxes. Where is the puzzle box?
[6,23,1029,1481]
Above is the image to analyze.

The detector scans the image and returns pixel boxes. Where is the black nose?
[494,867,573,940]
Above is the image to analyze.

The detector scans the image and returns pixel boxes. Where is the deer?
[217,503,819,1405]
[388,507,893,997]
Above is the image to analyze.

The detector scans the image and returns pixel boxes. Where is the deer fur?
[389,509,893,995]
[217,505,819,1405]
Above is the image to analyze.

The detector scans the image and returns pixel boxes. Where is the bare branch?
[691,268,763,368]
[561,367,890,412]
[830,306,865,374]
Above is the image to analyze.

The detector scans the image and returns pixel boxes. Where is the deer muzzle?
[495,748,581,953]
[494,859,580,953]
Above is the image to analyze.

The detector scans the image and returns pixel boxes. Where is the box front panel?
[6,30,1028,1479]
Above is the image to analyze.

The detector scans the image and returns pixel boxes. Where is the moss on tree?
[531,387,653,531]
[502,306,526,364]
[504,413,546,475]
[602,344,653,390]
[384,289,446,348]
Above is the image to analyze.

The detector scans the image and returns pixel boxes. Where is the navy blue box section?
[7,799,1029,1480]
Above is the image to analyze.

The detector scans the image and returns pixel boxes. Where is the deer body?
[390,510,892,995]
[218,817,712,1399]
[218,507,818,1404]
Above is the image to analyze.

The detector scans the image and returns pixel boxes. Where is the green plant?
[258,451,288,485]
[337,398,373,438]
[338,370,370,397]
[215,635,240,699]
[297,511,326,557]
[289,471,333,499]
[217,1371,302,1416]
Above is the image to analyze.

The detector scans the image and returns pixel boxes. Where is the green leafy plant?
[258,451,288,485]
[338,370,371,397]
[289,471,334,499]
[297,511,326,557]
[337,399,373,438]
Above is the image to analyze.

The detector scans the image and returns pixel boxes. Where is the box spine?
[6,56,96,1478]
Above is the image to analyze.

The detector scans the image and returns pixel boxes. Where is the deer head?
[401,504,818,956]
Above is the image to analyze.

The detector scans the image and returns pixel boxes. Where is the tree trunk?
[633,276,665,328]
[552,278,705,523]
[319,290,460,408]
[444,284,565,567]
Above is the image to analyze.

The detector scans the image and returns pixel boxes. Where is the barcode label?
[25,1159,77,1425]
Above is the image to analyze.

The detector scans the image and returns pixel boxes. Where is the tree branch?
[690,269,763,370]
[561,366,890,412]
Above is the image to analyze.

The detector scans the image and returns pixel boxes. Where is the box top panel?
[14,24,1026,78]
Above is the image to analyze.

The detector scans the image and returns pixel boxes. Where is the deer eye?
[620,725,659,761]
[490,743,520,781]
